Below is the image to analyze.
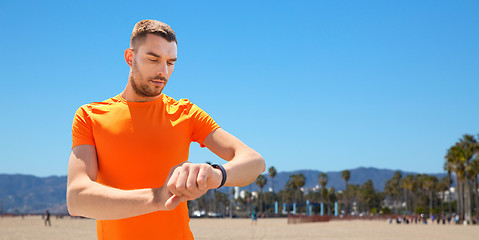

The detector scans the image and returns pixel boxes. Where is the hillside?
[0,174,67,214]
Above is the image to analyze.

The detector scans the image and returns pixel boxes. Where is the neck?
[121,82,162,102]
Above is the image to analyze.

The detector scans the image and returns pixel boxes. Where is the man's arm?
[66,145,178,220]
[68,128,265,219]
[167,128,265,200]
[202,128,266,186]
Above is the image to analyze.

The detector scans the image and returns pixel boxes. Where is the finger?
[174,165,190,196]
[164,194,186,210]
[165,161,189,183]
[186,166,200,192]
[167,168,182,197]
[166,164,181,185]
[197,165,209,191]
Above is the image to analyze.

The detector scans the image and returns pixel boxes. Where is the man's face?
[129,34,177,99]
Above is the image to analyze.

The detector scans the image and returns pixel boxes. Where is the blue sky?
[0,0,477,177]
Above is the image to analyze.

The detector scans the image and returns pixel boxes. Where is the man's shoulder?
[162,94,193,106]
[162,94,205,116]
[163,94,196,108]
[76,95,124,115]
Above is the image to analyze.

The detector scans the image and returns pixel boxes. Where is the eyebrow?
[146,52,177,61]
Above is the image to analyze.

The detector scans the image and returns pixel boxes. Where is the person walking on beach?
[66,19,265,240]
[44,210,51,227]
[251,207,258,225]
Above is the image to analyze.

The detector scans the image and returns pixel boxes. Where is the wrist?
[210,164,227,189]
[213,168,223,188]
[151,187,166,211]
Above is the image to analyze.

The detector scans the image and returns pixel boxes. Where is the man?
[67,20,265,239]
[44,210,51,227]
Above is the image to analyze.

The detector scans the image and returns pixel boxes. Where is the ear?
[125,48,133,67]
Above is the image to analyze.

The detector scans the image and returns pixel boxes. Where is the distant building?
[239,190,246,199]
[437,187,456,202]
[234,187,240,199]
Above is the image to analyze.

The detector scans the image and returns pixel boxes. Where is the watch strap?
[210,164,227,189]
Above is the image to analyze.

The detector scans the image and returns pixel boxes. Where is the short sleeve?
[189,104,220,147]
[72,106,96,148]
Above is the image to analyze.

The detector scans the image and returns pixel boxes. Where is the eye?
[167,62,175,66]
[149,59,158,62]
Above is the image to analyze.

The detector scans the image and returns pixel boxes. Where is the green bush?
[380,207,392,215]
[415,207,427,215]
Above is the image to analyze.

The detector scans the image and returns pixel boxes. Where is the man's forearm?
[67,179,163,220]
[222,150,265,187]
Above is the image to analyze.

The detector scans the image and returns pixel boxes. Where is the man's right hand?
[157,162,222,210]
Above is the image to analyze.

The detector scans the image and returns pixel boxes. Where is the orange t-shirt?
[71,94,220,240]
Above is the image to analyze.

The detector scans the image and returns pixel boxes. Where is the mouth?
[150,79,167,87]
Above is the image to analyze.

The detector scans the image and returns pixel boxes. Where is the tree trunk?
[471,176,479,217]
[448,185,452,217]
[404,189,410,213]
[441,189,445,216]
[345,184,349,215]
[456,175,463,222]
[205,190,210,214]
[213,189,217,213]
[271,177,275,193]
[429,190,432,216]
[407,190,411,213]
[259,190,263,213]
[230,192,234,218]
[464,178,472,224]
[408,190,412,213]
[412,191,417,213]
[475,176,479,216]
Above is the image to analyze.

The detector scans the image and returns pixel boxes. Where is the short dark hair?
[130,20,177,48]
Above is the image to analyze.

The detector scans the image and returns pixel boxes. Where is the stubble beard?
[130,60,166,98]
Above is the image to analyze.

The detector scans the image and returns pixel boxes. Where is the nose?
[156,61,168,76]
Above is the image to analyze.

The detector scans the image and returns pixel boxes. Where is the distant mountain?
[0,174,67,214]
[0,167,447,214]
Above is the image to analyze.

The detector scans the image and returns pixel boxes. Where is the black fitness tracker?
[210,164,227,189]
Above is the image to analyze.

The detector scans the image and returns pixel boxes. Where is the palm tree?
[318,173,328,192]
[444,134,479,223]
[446,170,453,217]
[341,170,351,214]
[348,184,360,214]
[438,176,450,216]
[328,187,337,215]
[341,170,351,187]
[318,173,328,213]
[400,175,415,213]
[468,157,479,216]
[256,175,267,195]
[444,148,463,220]
[385,171,402,214]
[414,174,431,215]
[287,174,306,211]
[268,166,277,193]
[424,176,438,216]
[255,175,267,213]
[360,180,377,213]
[295,174,306,205]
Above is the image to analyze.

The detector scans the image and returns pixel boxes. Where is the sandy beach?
[0,216,478,240]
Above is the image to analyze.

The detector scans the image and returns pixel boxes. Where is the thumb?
[164,195,184,210]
